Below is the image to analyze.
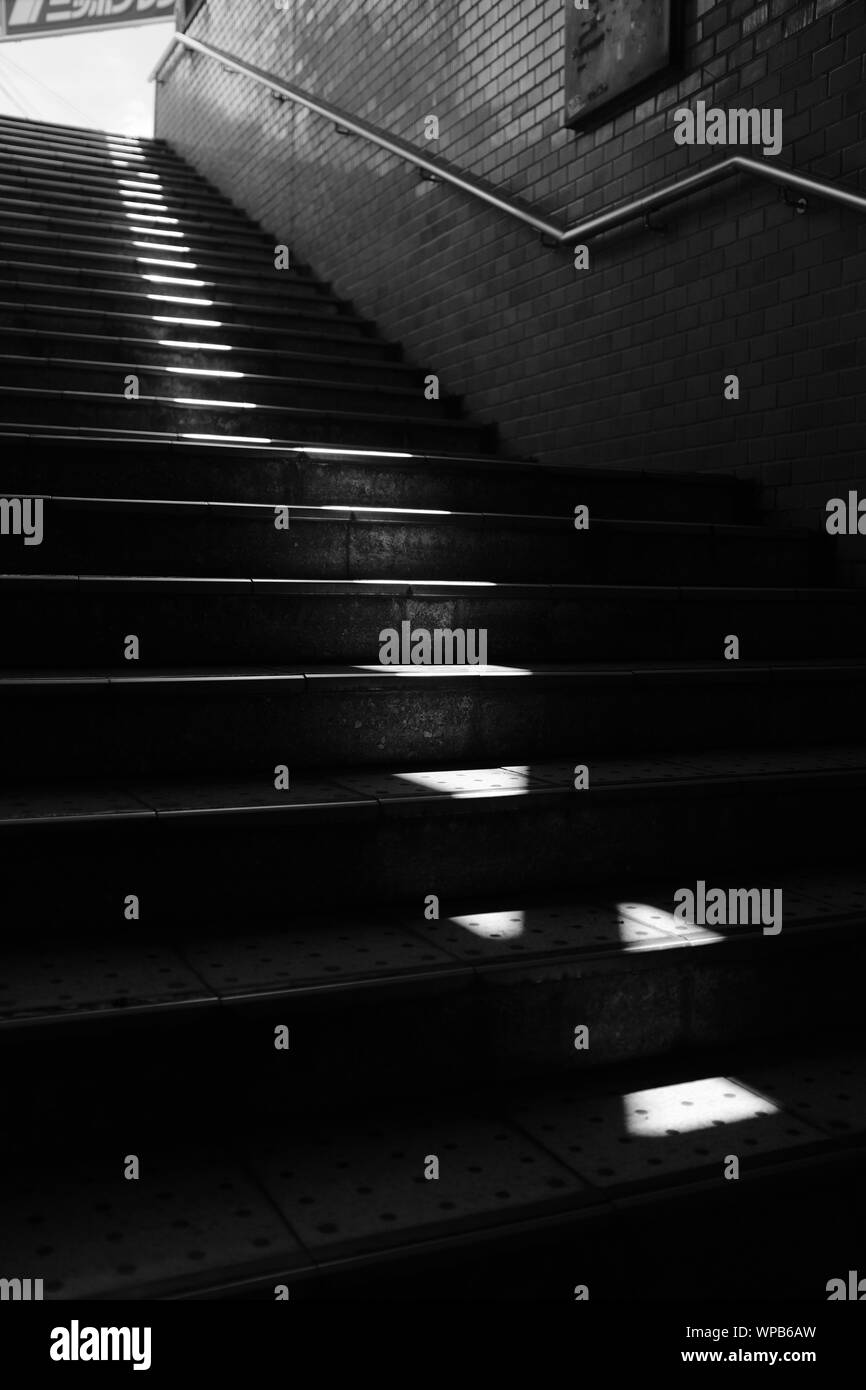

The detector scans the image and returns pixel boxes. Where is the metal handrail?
[151,31,866,245]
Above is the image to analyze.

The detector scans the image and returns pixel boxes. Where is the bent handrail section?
[152,31,866,245]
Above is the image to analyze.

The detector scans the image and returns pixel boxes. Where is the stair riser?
[2,510,817,585]
[0,396,493,451]
[0,445,754,521]
[0,591,862,666]
[1,674,863,776]
[0,780,861,924]
[0,366,450,420]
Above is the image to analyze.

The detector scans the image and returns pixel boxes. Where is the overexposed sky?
[0,20,174,135]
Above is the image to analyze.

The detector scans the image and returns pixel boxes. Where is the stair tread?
[0,489,806,538]
[0,242,325,287]
[1,873,863,1030]
[0,421,748,485]
[0,572,851,597]
[0,1038,861,1297]
[0,325,411,372]
[2,746,866,827]
[1,658,865,689]
[0,356,434,402]
[0,385,483,435]
[0,282,352,320]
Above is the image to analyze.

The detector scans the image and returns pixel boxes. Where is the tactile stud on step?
[0,945,214,1025]
[413,901,675,963]
[181,922,461,995]
[732,1053,866,1138]
[249,1113,590,1260]
[331,766,534,802]
[0,1154,308,1299]
[0,785,153,827]
[511,1075,828,1194]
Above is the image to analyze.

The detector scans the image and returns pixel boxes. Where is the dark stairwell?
[0,112,864,1301]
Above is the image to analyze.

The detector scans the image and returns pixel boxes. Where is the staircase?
[0,113,864,1302]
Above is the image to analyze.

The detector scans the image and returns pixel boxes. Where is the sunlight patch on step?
[623,1077,779,1137]
[135,242,192,254]
[348,663,532,675]
[172,398,257,409]
[158,340,233,352]
[165,367,244,379]
[152,317,223,328]
[319,504,451,515]
[120,177,164,190]
[123,210,179,225]
[395,767,532,798]
[616,901,725,942]
[142,275,208,288]
[450,909,525,940]
[147,294,214,307]
[138,258,199,270]
[181,434,272,444]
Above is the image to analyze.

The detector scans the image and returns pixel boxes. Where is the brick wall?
[155,0,866,567]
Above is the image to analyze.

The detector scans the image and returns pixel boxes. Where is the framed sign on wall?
[565,0,676,128]
[0,0,175,43]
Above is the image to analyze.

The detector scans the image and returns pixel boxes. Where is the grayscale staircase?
[0,113,863,1302]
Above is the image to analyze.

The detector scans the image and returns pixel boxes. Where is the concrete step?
[0,325,419,388]
[0,1034,861,1298]
[0,299,395,355]
[0,431,756,520]
[0,258,342,309]
[2,203,285,257]
[0,112,171,151]
[0,575,859,666]
[0,276,357,328]
[0,385,494,451]
[0,124,215,181]
[0,219,321,281]
[0,185,272,239]
[0,662,862,778]
[0,876,862,1101]
[0,237,328,296]
[0,357,457,422]
[0,131,191,172]
[0,748,863,926]
[0,492,821,583]
[0,169,262,224]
